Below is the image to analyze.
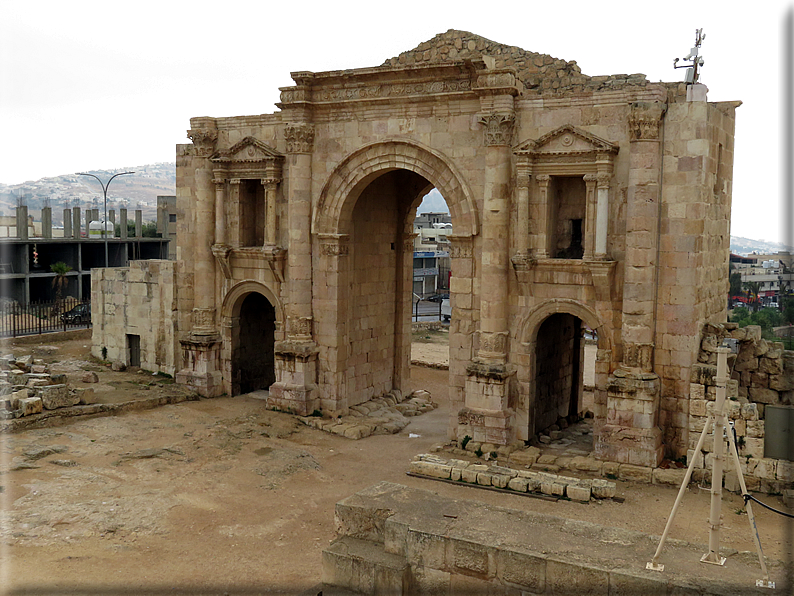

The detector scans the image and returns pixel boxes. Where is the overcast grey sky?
[1,1,791,243]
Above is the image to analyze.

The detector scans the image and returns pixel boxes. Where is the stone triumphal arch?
[95,31,738,465]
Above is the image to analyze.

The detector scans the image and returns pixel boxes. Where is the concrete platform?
[322,482,788,595]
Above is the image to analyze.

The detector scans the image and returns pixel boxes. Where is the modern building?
[0,205,170,304]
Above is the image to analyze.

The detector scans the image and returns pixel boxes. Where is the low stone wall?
[408,453,616,502]
[688,323,794,493]
[321,482,783,595]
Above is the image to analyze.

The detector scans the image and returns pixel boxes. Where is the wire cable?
[743,493,794,519]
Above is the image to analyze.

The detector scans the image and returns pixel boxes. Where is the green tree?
[729,272,743,298]
[50,261,72,316]
[782,296,794,325]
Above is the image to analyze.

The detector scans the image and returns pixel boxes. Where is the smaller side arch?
[221,279,285,325]
[517,298,607,350]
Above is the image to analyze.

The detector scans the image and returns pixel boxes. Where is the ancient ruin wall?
[91,260,178,375]
[656,101,738,457]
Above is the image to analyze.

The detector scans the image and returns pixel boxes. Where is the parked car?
[441,299,451,322]
[61,303,91,324]
[427,293,449,303]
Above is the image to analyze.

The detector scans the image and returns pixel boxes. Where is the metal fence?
[0,297,91,338]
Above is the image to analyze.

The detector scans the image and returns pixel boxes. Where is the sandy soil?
[1,336,792,594]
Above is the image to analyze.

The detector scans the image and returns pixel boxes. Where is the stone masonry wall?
[688,322,793,493]
[656,100,738,458]
[91,260,178,376]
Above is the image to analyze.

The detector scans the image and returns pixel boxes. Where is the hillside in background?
[2,167,790,255]
[0,163,175,224]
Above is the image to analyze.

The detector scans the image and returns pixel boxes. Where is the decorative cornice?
[210,136,284,165]
[515,124,619,157]
[284,124,315,153]
[478,112,515,146]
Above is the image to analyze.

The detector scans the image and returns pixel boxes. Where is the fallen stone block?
[17,396,43,416]
[618,464,652,483]
[652,467,687,486]
[591,478,616,499]
[74,387,95,405]
[410,461,452,480]
[111,361,127,372]
[30,364,48,374]
[81,371,99,383]
[507,476,529,492]
[40,384,80,409]
[566,484,590,502]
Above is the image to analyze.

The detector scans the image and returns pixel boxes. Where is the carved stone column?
[176,123,223,397]
[583,174,598,259]
[515,160,532,257]
[213,175,227,246]
[261,177,280,246]
[269,122,319,416]
[462,104,517,446]
[535,175,551,258]
[595,172,611,258]
[228,179,241,247]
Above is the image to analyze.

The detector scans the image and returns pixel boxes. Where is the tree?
[729,272,743,298]
[50,261,72,316]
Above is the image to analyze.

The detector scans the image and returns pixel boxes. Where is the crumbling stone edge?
[409,453,617,502]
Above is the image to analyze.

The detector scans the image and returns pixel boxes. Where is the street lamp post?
[77,171,135,267]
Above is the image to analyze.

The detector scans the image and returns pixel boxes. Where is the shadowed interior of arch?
[343,169,451,405]
[233,292,275,395]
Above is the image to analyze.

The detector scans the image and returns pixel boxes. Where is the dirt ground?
[1,335,792,594]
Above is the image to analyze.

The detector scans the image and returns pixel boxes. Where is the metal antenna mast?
[673,28,706,84]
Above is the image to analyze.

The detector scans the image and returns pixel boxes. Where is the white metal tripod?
[646,345,775,589]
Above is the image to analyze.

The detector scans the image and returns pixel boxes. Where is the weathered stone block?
[498,548,546,591]
[40,384,79,409]
[17,396,43,416]
[748,387,778,404]
[546,558,609,595]
[591,479,616,499]
[618,464,652,483]
[566,484,590,502]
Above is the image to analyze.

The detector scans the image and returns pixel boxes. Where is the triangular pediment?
[514,125,618,156]
[210,136,283,163]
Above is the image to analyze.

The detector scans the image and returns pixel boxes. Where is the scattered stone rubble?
[0,353,94,419]
[298,390,437,439]
[409,453,616,502]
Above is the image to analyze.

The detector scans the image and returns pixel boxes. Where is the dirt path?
[1,337,792,594]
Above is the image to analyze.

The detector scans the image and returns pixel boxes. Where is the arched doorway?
[232,292,276,395]
[533,313,584,434]
[314,140,478,414]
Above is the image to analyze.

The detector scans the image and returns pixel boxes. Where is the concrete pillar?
[16,206,28,240]
[120,209,128,239]
[109,209,116,227]
[63,209,72,238]
[72,207,81,239]
[134,210,142,238]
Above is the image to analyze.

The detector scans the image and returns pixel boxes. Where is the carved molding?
[211,244,233,280]
[584,259,617,301]
[478,112,515,146]
[628,102,667,141]
[187,129,218,157]
[287,316,313,340]
[480,331,508,356]
[192,307,216,334]
[284,124,315,153]
[280,79,474,105]
[596,173,612,188]
[458,408,485,426]
[318,233,350,257]
[448,235,474,259]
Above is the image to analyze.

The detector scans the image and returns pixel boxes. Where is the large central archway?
[313,140,477,413]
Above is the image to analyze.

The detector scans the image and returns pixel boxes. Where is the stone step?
[322,536,407,595]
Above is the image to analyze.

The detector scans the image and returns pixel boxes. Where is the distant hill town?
[1,164,790,256]
[0,163,175,225]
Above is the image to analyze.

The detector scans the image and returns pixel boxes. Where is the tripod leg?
[647,414,713,571]
[726,422,774,587]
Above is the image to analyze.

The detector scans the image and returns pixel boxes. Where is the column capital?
[229,178,241,185]
[583,173,598,184]
[261,177,281,188]
[628,101,667,141]
[284,123,315,153]
[596,173,612,188]
[187,128,218,157]
[478,112,515,146]
[536,174,551,184]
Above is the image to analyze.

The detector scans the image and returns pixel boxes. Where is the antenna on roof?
[673,28,706,84]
